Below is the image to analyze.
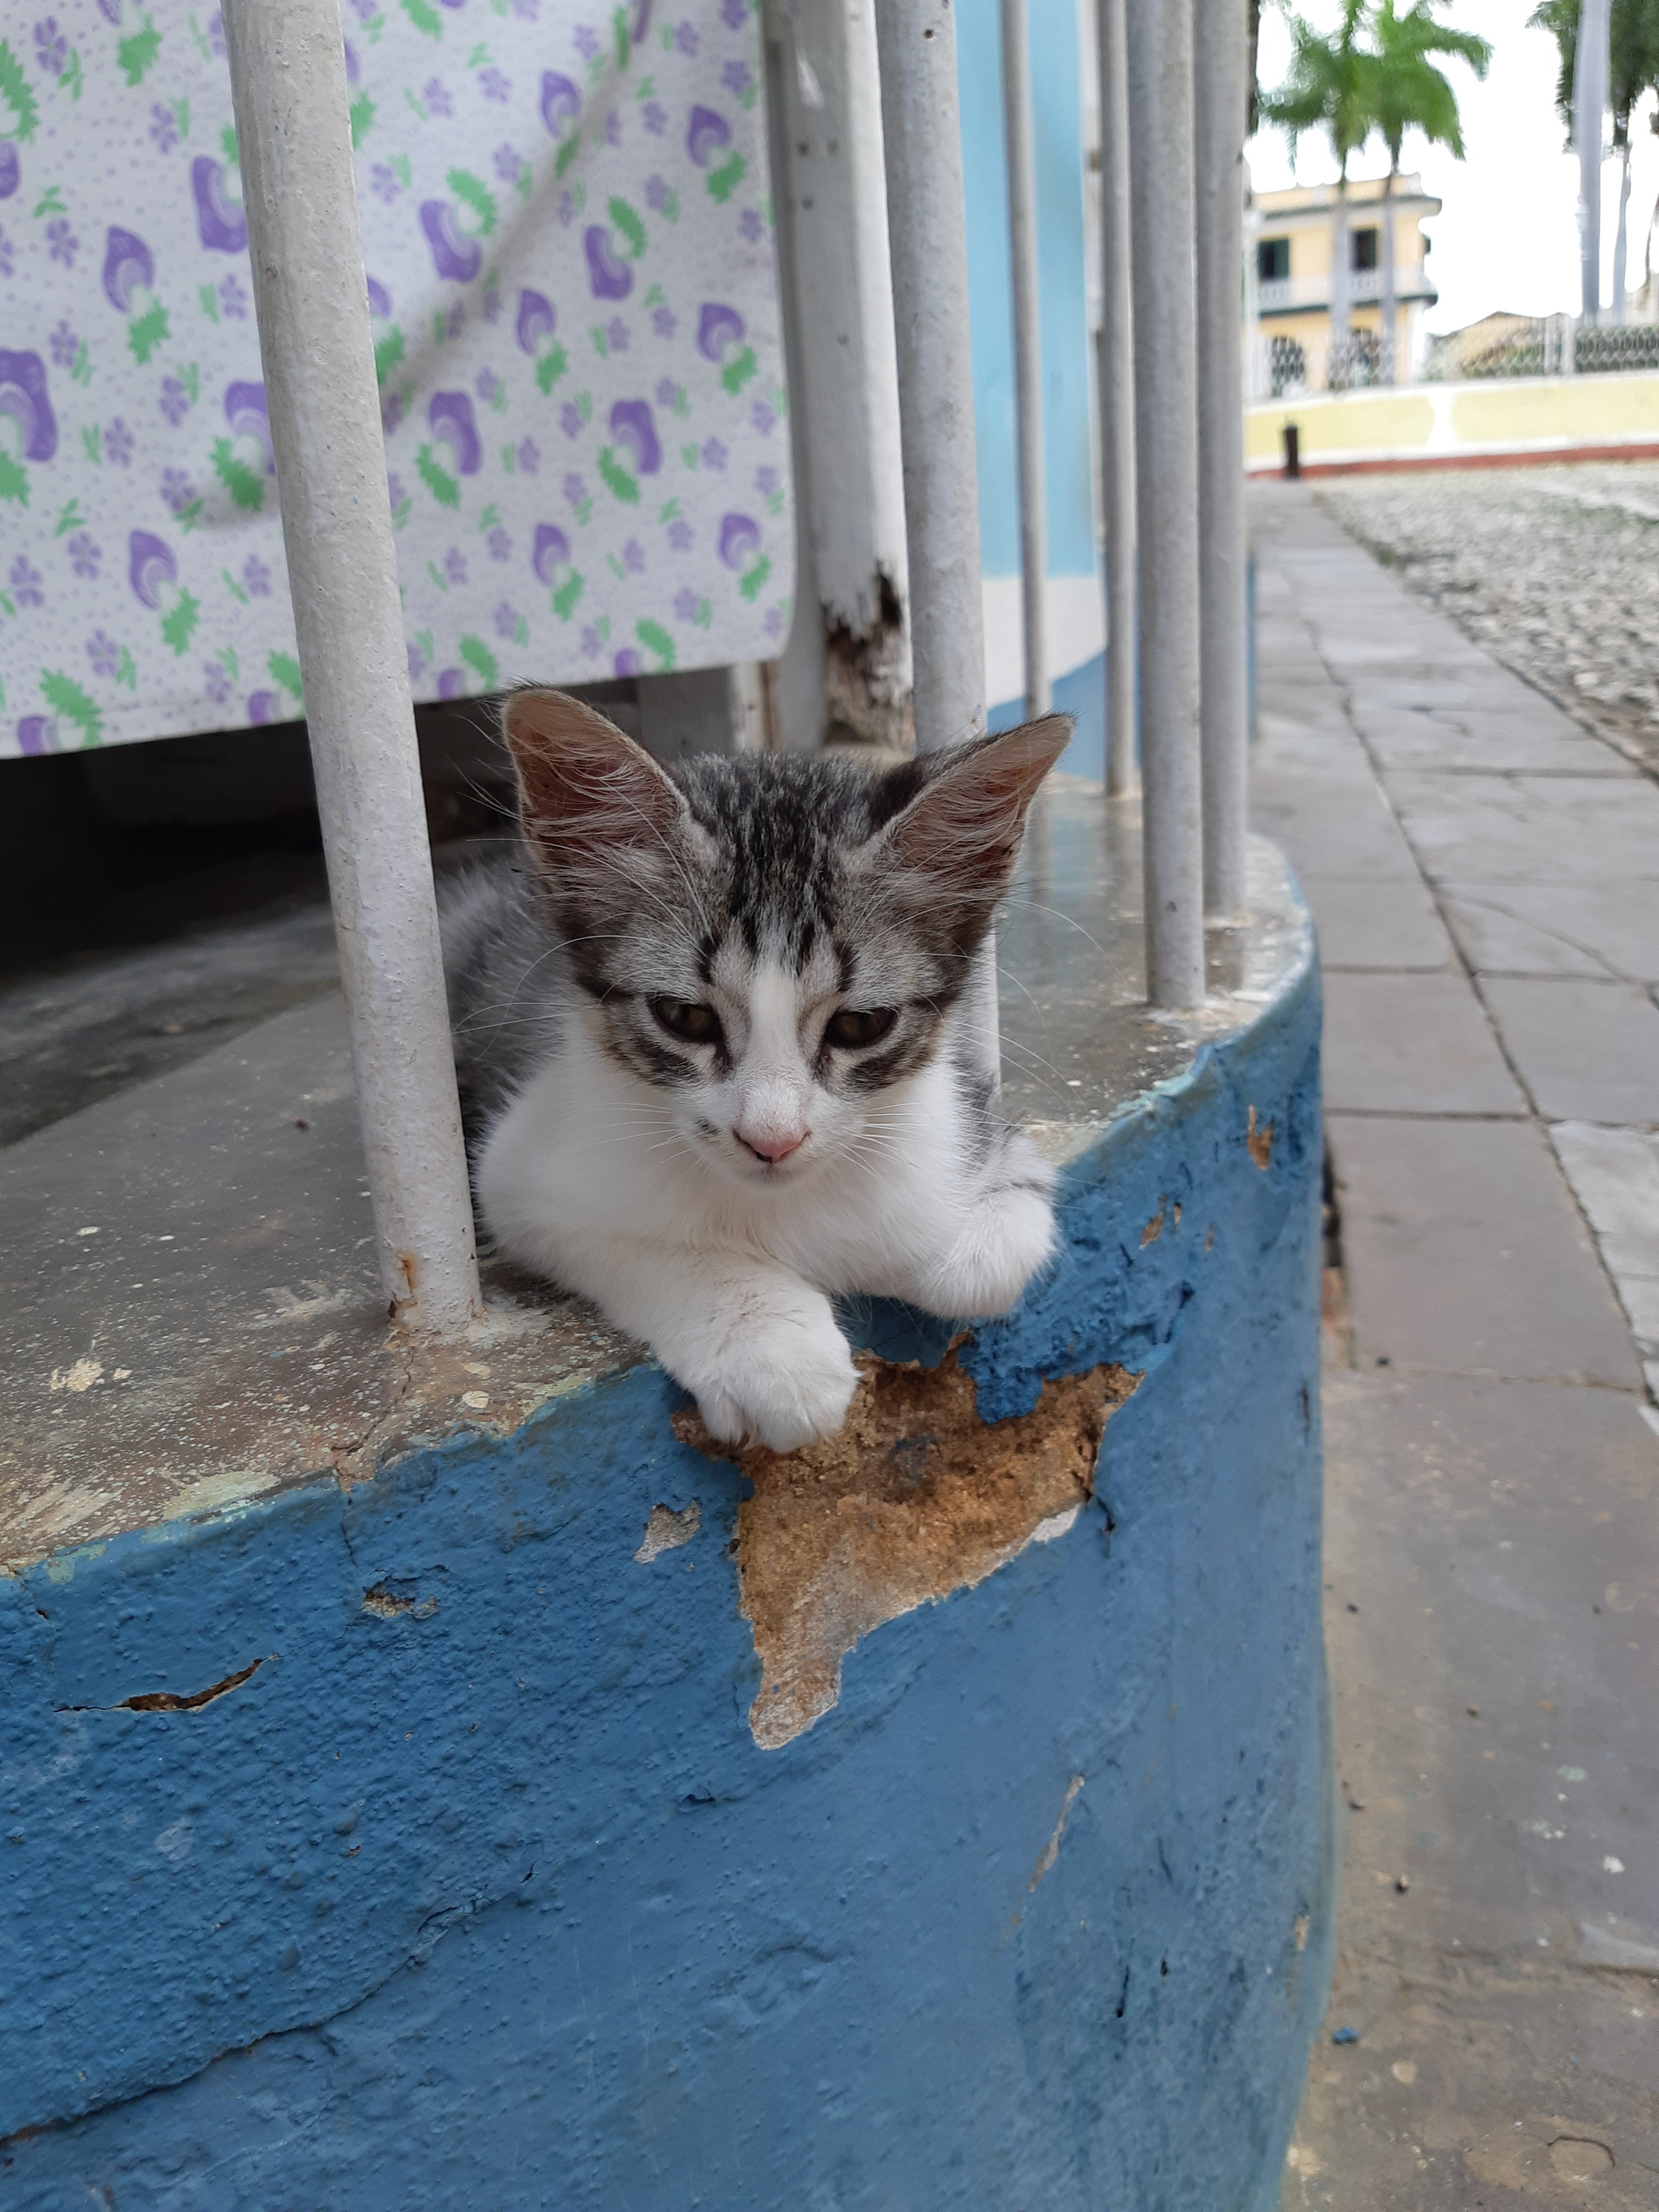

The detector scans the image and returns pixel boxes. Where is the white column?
[1096,0,1138,797]
[1576,0,1610,323]
[1001,0,1050,720]
[221,0,482,1336]
[1125,0,1205,1008]
[874,0,999,1076]
[1194,0,1248,921]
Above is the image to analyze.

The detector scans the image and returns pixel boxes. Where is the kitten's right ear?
[501,687,681,877]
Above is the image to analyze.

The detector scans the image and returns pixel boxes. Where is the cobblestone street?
[1320,464,1659,775]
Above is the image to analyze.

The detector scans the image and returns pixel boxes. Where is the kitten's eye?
[650,997,721,1045]
[823,1006,898,1051]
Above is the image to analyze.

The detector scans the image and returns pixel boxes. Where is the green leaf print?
[221,567,250,605]
[128,303,170,366]
[0,38,41,142]
[448,169,497,237]
[0,451,29,506]
[160,592,201,655]
[62,49,83,100]
[198,281,220,323]
[552,572,583,621]
[608,196,646,259]
[32,183,66,217]
[211,438,265,513]
[373,326,406,383]
[635,619,675,673]
[399,0,444,40]
[267,651,304,704]
[80,425,101,464]
[720,346,757,396]
[117,17,163,88]
[220,123,238,165]
[40,671,103,746]
[416,444,460,507]
[706,153,745,204]
[554,132,582,180]
[458,636,498,689]
[53,499,85,538]
[533,346,567,397]
[739,557,771,604]
[70,342,91,386]
[349,92,375,146]
[613,6,630,70]
[597,449,638,505]
[115,647,137,691]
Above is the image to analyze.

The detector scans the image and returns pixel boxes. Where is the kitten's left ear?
[883,714,1071,891]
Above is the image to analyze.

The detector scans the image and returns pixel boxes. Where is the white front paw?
[691,1290,859,1454]
[916,1172,1057,1319]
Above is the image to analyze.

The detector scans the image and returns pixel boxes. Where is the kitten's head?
[501,689,1068,1188]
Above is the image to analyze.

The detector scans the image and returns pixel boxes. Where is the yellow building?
[1252,172,1441,393]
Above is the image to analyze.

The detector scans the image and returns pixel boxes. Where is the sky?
[1247,0,1659,331]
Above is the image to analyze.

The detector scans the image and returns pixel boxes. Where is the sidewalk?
[1252,485,1659,2207]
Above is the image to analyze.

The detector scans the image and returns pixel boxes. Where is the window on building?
[1352,227,1380,271]
[1257,236,1290,283]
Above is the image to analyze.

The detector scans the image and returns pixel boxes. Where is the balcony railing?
[1257,268,1432,314]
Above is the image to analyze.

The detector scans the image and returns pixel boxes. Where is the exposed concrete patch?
[633,1500,702,1563]
[1247,1106,1274,1172]
[677,1347,1136,1749]
[1030,1774,1086,1890]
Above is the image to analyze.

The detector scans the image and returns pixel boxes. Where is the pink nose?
[739,1128,805,1164]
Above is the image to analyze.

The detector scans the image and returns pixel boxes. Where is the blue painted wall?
[1,960,1329,2210]
[957,0,1098,583]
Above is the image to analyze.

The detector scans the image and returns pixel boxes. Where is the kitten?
[443,688,1069,1453]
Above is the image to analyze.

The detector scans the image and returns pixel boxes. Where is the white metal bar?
[1001,0,1049,720]
[222,0,482,1336]
[1193,0,1248,921]
[873,0,1000,1078]
[1095,0,1137,797]
[1576,0,1610,323]
[1125,0,1205,1008]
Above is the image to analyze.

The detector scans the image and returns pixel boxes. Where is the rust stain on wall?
[1247,1107,1274,1171]
[676,1348,1137,1749]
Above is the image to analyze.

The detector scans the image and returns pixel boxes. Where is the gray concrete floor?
[1257,485,1659,2208]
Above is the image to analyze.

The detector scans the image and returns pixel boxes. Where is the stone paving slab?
[1478,978,1659,1126]
[1299,878,1453,973]
[1322,971,1525,1116]
[1347,702,1638,779]
[1327,1117,1640,1387]
[1437,882,1659,985]
[1384,772,1659,885]
[1249,781,1427,885]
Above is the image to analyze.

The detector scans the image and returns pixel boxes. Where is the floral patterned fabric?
[0,0,792,755]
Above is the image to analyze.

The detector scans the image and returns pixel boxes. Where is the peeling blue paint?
[1,959,1330,2211]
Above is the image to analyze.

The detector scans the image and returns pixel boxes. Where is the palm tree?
[1366,2,1491,380]
[1260,1,1375,383]
[1531,1,1659,322]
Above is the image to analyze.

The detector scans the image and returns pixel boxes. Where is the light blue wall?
[957,0,1099,581]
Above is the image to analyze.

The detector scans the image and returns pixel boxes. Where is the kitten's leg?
[552,1233,859,1453]
[905,1134,1059,1320]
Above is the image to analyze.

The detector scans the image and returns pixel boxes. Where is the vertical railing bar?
[1124,0,1205,1010]
[1001,0,1050,722]
[222,0,483,1337]
[873,0,1001,1082]
[1094,0,1138,799]
[1193,0,1250,922]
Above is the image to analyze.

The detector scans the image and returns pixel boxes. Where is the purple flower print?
[382,388,406,436]
[655,377,679,407]
[672,587,698,621]
[10,557,43,609]
[386,472,407,512]
[606,317,629,352]
[34,18,68,76]
[642,101,666,136]
[243,554,272,597]
[721,0,746,25]
[573,23,599,58]
[493,600,518,638]
[511,0,539,17]
[493,143,523,184]
[579,624,602,657]
[104,418,134,467]
[46,219,79,268]
[161,467,195,513]
[480,285,502,325]
[516,436,540,474]
[407,639,427,684]
[66,532,102,579]
[370,163,402,203]
[443,545,468,587]
[0,230,14,280]
[674,20,697,55]
[739,207,764,245]
[645,174,670,213]
[603,109,621,147]
[701,437,727,472]
[756,464,779,497]
[87,631,120,678]
[652,306,676,339]
[559,403,583,440]
[622,539,646,574]
[763,606,786,640]
[424,79,453,118]
[562,471,586,507]
[667,518,693,551]
[751,399,777,435]
[480,67,511,101]
[203,659,232,707]
[207,8,226,53]
[159,376,190,426]
[722,61,752,96]
[557,189,577,229]
[49,321,79,369]
[219,274,249,319]
[476,368,503,404]
[445,303,466,340]
[488,525,511,562]
[149,103,179,153]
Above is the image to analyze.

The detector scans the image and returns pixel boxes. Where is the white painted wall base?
[983,574,1106,711]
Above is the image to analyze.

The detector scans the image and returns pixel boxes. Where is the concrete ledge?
[1,788,1330,2209]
